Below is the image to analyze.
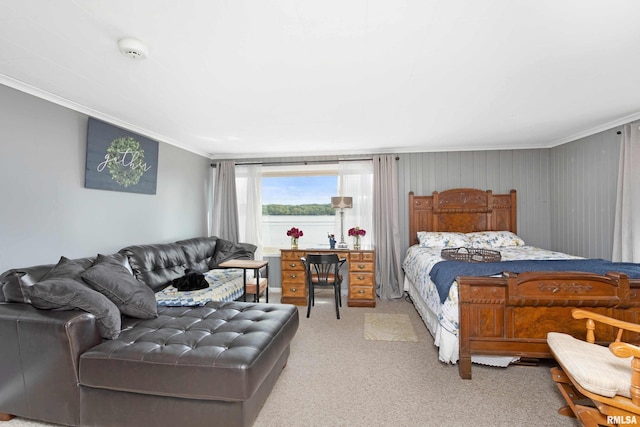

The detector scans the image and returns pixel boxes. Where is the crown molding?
[548,112,640,147]
[0,74,211,158]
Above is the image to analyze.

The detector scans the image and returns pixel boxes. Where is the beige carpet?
[364,312,418,342]
[5,290,579,427]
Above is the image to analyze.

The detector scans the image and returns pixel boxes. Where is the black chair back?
[305,253,341,286]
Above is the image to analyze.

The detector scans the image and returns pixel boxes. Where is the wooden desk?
[218,259,269,302]
[280,249,375,307]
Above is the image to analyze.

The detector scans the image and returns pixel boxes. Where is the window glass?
[262,164,338,253]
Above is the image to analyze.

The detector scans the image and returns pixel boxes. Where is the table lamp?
[331,196,352,249]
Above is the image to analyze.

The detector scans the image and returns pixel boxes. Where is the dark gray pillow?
[210,239,256,268]
[44,256,86,279]
[16,256,81,302]
[96,253,133,275]
[82,254,158,319]
[25,276,121,340]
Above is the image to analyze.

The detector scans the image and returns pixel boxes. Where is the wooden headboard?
[408,188,517,246]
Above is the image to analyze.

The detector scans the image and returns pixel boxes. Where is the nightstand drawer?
[349,285,374,300]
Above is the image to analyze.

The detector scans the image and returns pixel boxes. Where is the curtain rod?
[210,156,399,167]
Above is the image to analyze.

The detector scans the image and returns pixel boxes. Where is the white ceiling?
[1,1,639,159]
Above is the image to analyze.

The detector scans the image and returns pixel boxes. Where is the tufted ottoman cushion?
[79,301,298,401]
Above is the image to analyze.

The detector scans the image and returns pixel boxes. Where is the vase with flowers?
[348,226,366,250]
[286,227,303,249]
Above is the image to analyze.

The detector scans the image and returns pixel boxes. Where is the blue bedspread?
[430,258,640,304]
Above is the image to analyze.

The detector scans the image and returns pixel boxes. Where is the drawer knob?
[358,275,364,280]
[291,274,297,279]
[358,290,365,294]
[358,264,365,269]
[289,263,297,268]
[290,288,297,292]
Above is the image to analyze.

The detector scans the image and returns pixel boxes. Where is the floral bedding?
[155,268,247,306]
[402,245,580,337]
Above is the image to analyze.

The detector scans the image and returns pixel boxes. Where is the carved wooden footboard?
[457,271,640,379]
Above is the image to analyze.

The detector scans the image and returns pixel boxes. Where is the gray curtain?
[612,122,640,262]
[212,161,239,242]
[373,154,403,299]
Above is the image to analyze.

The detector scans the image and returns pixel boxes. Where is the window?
[261,164,339,254]
[233,160,373,256]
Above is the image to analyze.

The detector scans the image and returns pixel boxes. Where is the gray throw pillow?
[44,256,86,278]
[82,254,158,319]
[26,276,121,340]
[210,239,256,268]
[23,256,121,339]
[96,252,133,275]
[17,256,84,304]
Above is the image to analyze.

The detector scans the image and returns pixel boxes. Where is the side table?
[218,259,269,303]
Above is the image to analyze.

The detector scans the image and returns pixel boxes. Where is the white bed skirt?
[404,276,518,368]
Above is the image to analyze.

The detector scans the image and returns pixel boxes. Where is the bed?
[403,188,640,379]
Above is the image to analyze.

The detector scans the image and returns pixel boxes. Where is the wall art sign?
[85,118,159,195]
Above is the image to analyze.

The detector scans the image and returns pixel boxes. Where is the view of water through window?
[262,174,338,253]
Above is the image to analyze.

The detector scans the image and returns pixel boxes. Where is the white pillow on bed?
[466,231,525,248]
[417,232,471,248]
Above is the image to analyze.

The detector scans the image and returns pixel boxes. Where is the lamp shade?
[331,196,353,209]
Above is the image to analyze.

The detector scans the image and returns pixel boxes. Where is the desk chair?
[302,254,346,319]
[548,308,640,426]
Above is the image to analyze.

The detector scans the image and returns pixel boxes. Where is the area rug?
[364,313,418,342]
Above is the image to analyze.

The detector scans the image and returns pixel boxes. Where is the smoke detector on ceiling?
[118,37,148,60]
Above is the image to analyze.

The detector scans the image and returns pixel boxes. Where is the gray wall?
[0,84,211,272]
[397,149,553,254]
[396,129,622,260]
[550,126,623,259]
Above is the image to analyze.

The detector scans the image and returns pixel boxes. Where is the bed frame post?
[458,280,473,379]
[510,189,517,234]
[408,191,415,245]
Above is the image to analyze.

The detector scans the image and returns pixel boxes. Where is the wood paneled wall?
[397,149,553,254]
[397,125,624,260]
[549,126,623,259]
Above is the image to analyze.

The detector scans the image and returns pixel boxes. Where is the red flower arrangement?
[348,227,366,237]
[286,227,304,239]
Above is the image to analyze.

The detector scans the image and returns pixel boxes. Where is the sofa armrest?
[0,303,103,424]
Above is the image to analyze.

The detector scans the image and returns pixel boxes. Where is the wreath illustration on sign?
[107,137,146,187]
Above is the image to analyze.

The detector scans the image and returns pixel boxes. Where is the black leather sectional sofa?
[0,236,299,427]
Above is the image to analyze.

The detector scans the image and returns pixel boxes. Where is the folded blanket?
[155,268,245,306]
[430,258,640,304]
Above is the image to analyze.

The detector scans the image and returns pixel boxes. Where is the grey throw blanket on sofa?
[430,258,640,304]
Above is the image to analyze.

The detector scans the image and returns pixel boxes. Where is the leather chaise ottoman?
[79,301,298,427]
